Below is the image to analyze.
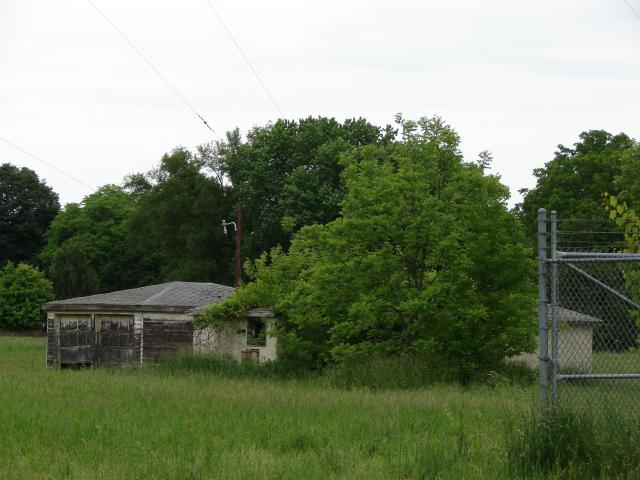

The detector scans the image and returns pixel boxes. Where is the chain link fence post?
[538,208,549,409]
[551,210,559,406]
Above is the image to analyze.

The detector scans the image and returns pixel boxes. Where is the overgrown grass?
[161,350,294,379]
[164,351,537,391]
[323,355,537,390]
[507,409,640,479]
[1,336,639,479]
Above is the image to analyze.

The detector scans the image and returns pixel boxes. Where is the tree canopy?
[613,142,640,205]
[219,117,394,260]
[201,116,536,380]
[48,240,100,300]
[0,262,53,330]
[0,163,60,265]
[126,148,234,284]
[41,185,157,296]
[518,130,635,243]
[41,149,236,297]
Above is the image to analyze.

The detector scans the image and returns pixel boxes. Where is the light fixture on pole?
[221,203,242,287]
[221,219,236,235]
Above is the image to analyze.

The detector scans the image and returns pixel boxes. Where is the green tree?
[127,148,233,284]
[614,142,640,204]
[219,117,394,260]
[49,240,99,299]
[518,130,634,244]
[0,163,60,265]
[202,116,536,380]
[0,262,53,330]
[41,185,158,295]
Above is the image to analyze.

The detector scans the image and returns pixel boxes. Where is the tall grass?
[0,336,540,479]
[507,409,640,478]
[164,351,537,391]
[315,355,536,390]
[161,350,294,379]
[3,336,639,479]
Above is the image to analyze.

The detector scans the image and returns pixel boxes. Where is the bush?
[0,262,53,330]
[507,409,640,478]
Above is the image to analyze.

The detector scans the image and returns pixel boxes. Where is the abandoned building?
[43,281,277,368]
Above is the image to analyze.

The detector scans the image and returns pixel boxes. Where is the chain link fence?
[538,209,640,416]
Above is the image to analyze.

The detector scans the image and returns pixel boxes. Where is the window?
[246,319,266,347]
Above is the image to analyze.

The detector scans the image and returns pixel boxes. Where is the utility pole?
[235,203,242,287]
[222,203,242,287]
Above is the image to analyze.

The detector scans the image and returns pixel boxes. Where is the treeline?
[0,118,388,296]
[1,115,639,378]
[0,117,396,329]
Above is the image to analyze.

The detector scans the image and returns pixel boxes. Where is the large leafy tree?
[0,163,60,265]
[219,117,394,260]
[48,240,100,299]
[614,142,640,204]
[127,148,234,284]
[0,262,53,330]
[203,117,536,380]
[41,185,157,296]
[518,130,635,245]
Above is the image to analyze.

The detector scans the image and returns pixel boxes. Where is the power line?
[204,0,284,117]
[86,0,221,139]
[0,136,96,191]
[622,0,640,20]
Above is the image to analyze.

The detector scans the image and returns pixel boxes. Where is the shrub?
[0,262,53,330]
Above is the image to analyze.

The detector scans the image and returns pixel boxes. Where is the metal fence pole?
[538,208,548,408]
[550,211,559,406]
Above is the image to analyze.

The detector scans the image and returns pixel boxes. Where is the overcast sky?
[1,0,639,206]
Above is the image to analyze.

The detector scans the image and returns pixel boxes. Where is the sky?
[1,0,639,206]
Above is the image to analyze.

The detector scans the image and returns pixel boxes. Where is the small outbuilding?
[43,282,278,368]
[511,306,601,372]
[552,306,601,372]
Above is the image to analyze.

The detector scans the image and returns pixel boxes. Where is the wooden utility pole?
[222,204,243,287]
[235,203,242,287]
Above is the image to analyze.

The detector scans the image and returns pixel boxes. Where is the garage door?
[142,319,193,364]
[97,314,136,366]
[58,314,93,365]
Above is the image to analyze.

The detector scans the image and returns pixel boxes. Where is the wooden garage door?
[142,319,193,364]
[58,314,93,365]
[97,315,136,366]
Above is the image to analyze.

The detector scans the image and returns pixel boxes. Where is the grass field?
[0,336,585,479]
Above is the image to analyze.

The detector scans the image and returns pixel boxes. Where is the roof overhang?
[246,307,275,318]
[43,303,194,314]
[187,306,275,318]
[550,306,601,325]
